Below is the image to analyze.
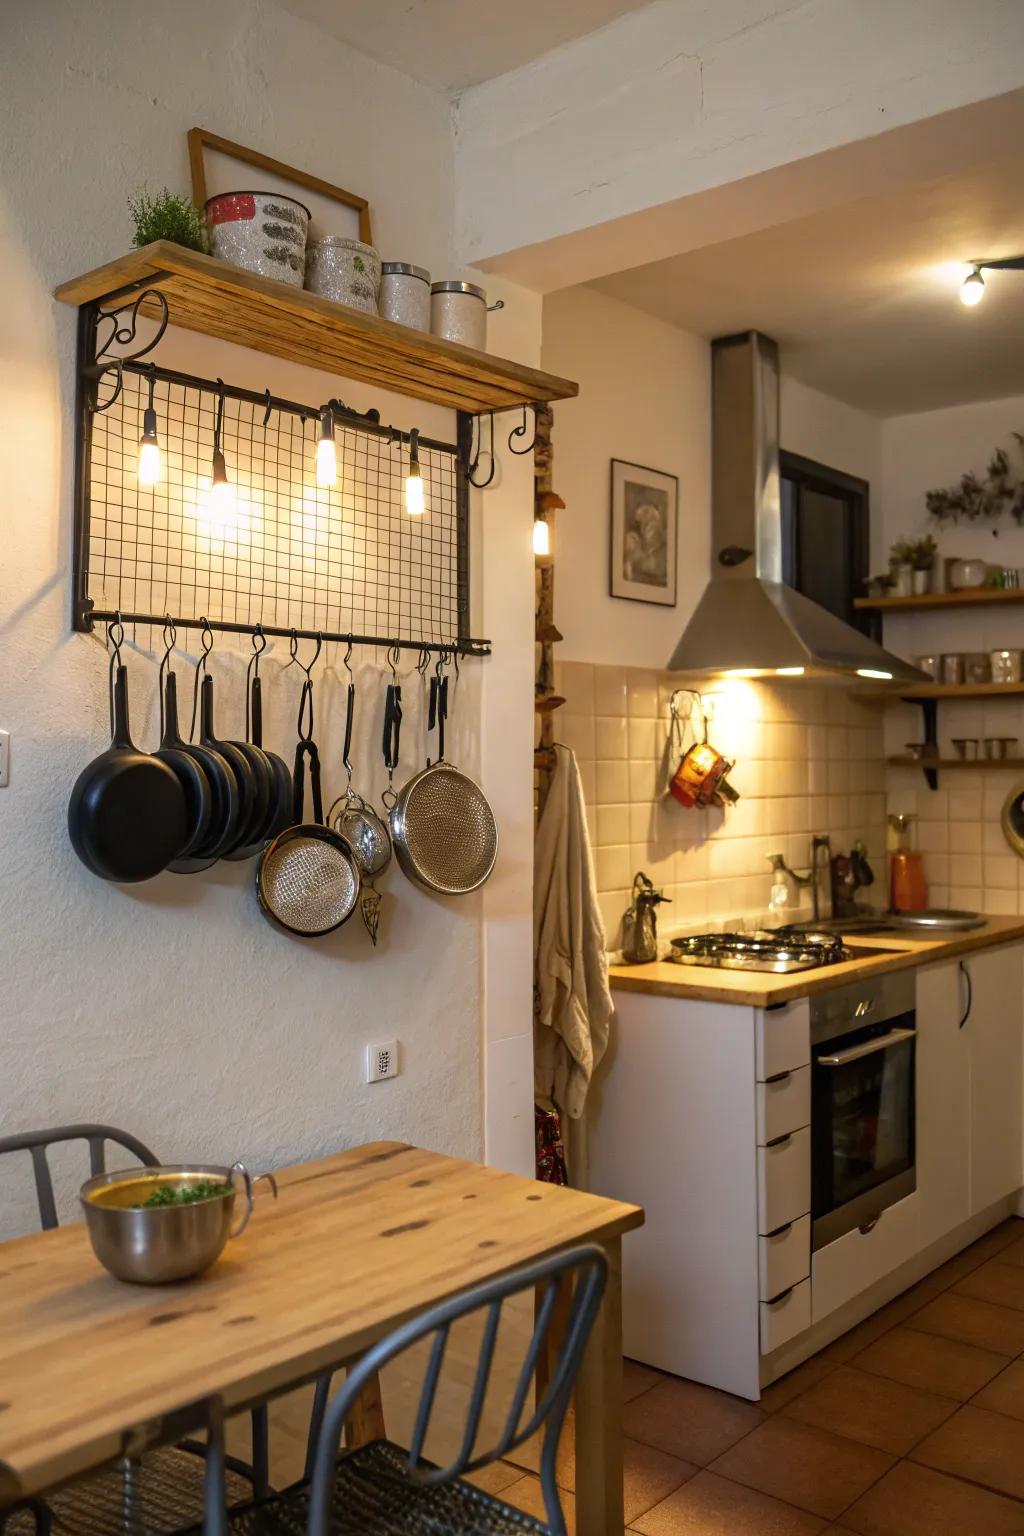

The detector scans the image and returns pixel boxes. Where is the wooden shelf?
[854,682,1024,704]
[55,242,579,414]
[887,756,1024,770]
[855,588,1024,611]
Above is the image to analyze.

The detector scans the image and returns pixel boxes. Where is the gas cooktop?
[667,926,853,974]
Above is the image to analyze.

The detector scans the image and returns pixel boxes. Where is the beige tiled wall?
[555,661,889,947]
[886,769,1024,916]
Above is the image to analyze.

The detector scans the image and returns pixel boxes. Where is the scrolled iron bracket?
[90,288,170,414]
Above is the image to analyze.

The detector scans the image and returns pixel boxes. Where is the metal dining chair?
[0,1124,271,1536]
[190,1242,608,1536]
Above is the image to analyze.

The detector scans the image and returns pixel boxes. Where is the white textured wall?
[455,0,1024,280]
[0,0,537,1235]
[541,286,710,669]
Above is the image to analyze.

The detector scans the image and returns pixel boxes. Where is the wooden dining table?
[0,1141,643,1533]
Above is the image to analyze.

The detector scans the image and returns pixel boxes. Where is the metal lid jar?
[430,280,503,350]
[380,262,431,331]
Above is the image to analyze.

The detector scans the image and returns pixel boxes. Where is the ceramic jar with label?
[206,191,311,287]
[380,263,431,330]
[305,237,381,313]
[430,280,503,350]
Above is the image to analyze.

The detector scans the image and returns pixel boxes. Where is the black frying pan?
[154,670,212,860]
[223,671,281,862]
[68,656,186,882]
[250,672,292,835]
[197,673,263,851]
[171,669,243,869]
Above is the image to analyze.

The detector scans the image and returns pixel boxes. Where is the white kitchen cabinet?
[964,944,1024,1214]
[915,958,971,1247]
[812,1191,920,1322]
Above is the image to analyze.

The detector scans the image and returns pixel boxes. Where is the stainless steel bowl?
[80,1162,275,1284]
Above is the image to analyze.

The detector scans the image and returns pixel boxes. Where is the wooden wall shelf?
[887,756,1024,771]
[855,588,1024,612]
[854,682,1024,704]
[55,242,579,415]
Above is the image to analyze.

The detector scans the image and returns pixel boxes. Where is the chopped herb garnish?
[142,1180,228,1208]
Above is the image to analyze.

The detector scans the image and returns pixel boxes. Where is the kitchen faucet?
[767,834,832,923]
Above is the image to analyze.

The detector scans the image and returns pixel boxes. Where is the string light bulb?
[209,384,235,513]
[533,518,550,557]
[960,266,985,306]
[405,427,425,516]
[137,370,161,486]
[316,406,337,488]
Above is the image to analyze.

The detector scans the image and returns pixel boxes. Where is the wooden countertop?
[609,916,1024,1007]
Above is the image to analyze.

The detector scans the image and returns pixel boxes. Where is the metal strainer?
[256,683,360,937]
[389,659,497,896]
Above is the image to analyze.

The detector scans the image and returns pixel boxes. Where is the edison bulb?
[960,269,985,306]
[138,437,161,487]
[316,434,337,488]
[533,518,550,556]
[405,464,425,516]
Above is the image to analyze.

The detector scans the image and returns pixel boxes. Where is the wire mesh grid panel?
[83,368,466,648]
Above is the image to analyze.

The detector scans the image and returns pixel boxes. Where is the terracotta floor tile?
[842,1458,1024,1536]
[910,1291,1024,1354]
[996,1233,1024,1268]
[820,1284,934,1363]
[463,1459,526,1495]
[631,1469,828,1536]
[507,1422,696,1523]
[758,1357,839,1413]
[624,1357,668,1402]
[502,1473,576,1534]
[852,1324,1011,1400]
[910,1403,1024,1501]
[623,1378,764,1467]
[973,1359,1024,1419]
[780,1365,956,1455]
[708,1415,895,1521]
[953,1258,1024,1313]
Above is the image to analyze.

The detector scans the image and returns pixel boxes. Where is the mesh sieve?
[335,801,393,879]
[258,830,359,934]
[397,764,497,894]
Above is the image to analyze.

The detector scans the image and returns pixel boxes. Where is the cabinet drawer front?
[757,1067,810,1146]
[756,999,810,1081]
[812,1192,920,1323]
[760,1277,811,1355]
[757,1126,811,1235]
[759,1214,811,1301]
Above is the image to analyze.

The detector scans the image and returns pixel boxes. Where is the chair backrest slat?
[305,1243,607,1536]
[0,1124,158,1232]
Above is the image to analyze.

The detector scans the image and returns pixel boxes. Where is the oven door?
[811,1015,916,1250]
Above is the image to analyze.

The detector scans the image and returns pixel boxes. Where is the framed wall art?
[609,458,678,606]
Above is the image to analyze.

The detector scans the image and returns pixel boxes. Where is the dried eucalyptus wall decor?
[926,434,1024,528]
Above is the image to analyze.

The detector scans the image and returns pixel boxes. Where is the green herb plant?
[128,187,210,254]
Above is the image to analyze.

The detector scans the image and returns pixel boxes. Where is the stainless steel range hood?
[667,331,926,685]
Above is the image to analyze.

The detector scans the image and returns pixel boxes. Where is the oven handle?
[817,1026,916,1067]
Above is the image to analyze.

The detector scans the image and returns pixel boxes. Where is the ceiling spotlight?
[960,266,985,306]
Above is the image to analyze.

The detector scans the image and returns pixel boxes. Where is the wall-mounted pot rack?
[58,243,579,659]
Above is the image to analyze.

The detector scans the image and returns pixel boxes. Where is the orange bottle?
[889,813,928,912]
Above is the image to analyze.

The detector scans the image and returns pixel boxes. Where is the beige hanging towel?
[534,744,614,1119]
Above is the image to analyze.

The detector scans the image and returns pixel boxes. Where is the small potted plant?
[128,186,210,254]
[888,538,915,598]
[907,533,938,595]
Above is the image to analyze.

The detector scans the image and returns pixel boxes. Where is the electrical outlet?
[366,1040,399,1083]
[0,730,9,787]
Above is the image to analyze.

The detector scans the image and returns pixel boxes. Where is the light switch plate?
[365,1040,399,1083]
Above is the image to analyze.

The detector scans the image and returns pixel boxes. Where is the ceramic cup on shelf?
[911,568,932,596]
[205,191,311,287]
[305,237,382,313]
[940,653,965,685]
[949,557,989,590]
[964,652,993,685]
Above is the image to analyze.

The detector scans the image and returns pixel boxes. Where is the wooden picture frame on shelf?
[187,127,373,245]
[609,458,678,606]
